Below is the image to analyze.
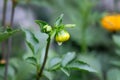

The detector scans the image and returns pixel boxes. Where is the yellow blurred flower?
[101,14,120,31]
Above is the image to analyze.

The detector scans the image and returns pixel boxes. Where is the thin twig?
[37,36,51,80]
[4,1,16,80]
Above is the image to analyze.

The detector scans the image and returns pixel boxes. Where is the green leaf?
[55,14,64,26]
[60,68,70,77]
[115,49,120,56]
[67,62,96,73]
[0,29,19,42]
[26,41,34,54]
[35,20,48,32]
[61,52,76,67]
[77,54,102,79]
[110,60,120,67]
[0,27,5,32]
[23,29,39,54]
[25,56,37,66]
[43,70,54,80]
[8,65,15,80]
[12,59,36,80]
[113,35,120,47]
[77,60,89,64]
[49,57,61,70]
[9,58,21,69]
[107,68,120,80]
[6,27,12,32]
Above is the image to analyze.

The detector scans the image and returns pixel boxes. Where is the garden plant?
[1,0,120,80]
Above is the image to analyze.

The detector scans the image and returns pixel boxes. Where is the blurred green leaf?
[16,64,35,80]
[61,52,76,67]
[0,67,4,79]
[25,56,37,66]
[8,65,15,80]
[113,35,120,47]
[0,27,4,32]
[6,27,12,32]
[0,29,19,42]
[49,57,61,70]
[35,20,48,33]
[43,70,54,80]
[107,68,120,80]
[10,58,21,70]
[77,54,102,79]
[67,62,96,72]
[23,29,40,54]
[115,49,120,56]
[110,60,120,67]
[26,42,34,53]
[60,68,70,77]
[55,14,64,26]
[10,58,36,80]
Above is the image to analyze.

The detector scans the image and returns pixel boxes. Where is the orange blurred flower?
[101,14,120,31]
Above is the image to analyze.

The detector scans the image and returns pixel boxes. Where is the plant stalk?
[81,26,87,53]
[10,1,16,27]
[2,0,7,26]
[36,36,51,80]
[1,0,8,60]
[1,0,8,80]
[4,1,16,80]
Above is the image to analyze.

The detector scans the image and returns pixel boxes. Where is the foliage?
[0,27,20,42]
[22,14,96,80]
[107,68,120,80]
[1,0,120,80]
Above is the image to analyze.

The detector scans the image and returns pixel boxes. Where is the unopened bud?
[43,25,52,33]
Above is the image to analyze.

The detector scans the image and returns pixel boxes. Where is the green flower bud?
[43,25,52,33]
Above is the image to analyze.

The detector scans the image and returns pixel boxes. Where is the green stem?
[36,36,51,80]
[81,27,87,53]
[36,65,40,80]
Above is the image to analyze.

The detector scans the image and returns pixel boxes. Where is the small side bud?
[43,25,52,33]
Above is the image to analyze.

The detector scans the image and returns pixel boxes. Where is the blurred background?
[1,0,120,80]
